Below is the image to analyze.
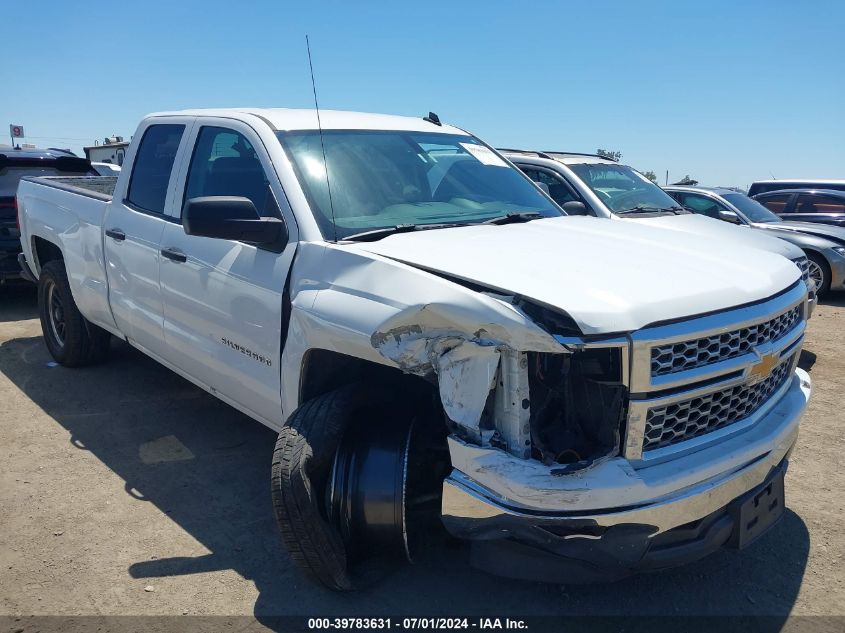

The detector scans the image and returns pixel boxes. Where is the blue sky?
[2,0,842,187]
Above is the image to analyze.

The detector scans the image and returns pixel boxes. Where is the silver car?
[666,186,845,296]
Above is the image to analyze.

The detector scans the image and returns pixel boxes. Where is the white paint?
[435,343,500,435]
[355,216,800,334]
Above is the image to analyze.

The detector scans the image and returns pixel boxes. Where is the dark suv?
[748,180,845,196]
[753,189,845,228]
[0,148,96,282]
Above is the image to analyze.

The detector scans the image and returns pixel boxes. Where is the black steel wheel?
[37,260,111,366]
[271,383,448,590]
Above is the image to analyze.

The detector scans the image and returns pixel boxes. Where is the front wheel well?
[298,349,437,406]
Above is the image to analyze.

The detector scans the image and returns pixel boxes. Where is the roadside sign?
[10,124,24,138]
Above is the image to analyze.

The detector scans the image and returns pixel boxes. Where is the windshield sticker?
[459,143,509,168]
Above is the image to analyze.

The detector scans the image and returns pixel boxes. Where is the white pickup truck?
[17,108,811,589]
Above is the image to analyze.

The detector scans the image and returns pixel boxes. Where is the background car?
[90,161,122,176]
[0,148,96,283]
[666,185,845,296]
[501,149,814,302]
[752,189,845,228]
[748,179,845,196]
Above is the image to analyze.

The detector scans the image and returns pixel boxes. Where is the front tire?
[270,387,358,591]
[271,384,445,590]
[38,260,111,367]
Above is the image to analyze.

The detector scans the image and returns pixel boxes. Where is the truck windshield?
[722,193,782,223]
[277,130,561,239]
[567,163,680,214]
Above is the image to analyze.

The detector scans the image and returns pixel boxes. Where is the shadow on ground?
[0,328,811,624]
[818,293,845,308]
[0,283,37,322]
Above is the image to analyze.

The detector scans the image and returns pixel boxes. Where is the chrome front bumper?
[442,368,811,538]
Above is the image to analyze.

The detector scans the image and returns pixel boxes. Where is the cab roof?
[498,149,618,165]
[664,185,744,196]
[146,108,467,135]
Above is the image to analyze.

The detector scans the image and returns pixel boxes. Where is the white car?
[503,150,815,309]
[17,109,811,588]
[89,161,121,176]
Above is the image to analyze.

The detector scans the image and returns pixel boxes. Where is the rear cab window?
[126,124,186,214]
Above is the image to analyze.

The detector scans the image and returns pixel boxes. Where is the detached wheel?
[807,253,831,297]
[37,260,111,367]
[271,384,447,590]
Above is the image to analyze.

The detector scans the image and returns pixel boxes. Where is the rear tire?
[38,260,111,367]
[807,252,831,297]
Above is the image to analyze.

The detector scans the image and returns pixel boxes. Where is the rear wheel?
[271,384,448,590]
[807,252,831,297]
[38,260,111,366]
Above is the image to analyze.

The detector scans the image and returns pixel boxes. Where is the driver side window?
[678,193,725,219]
[183,126,280,218]
[519,167,578,206]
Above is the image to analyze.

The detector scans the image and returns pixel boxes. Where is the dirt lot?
[1,284,844,623]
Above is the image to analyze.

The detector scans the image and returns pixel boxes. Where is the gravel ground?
[1,284,843,624]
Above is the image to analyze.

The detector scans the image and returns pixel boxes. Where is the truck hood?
[351,216,800,334]
[625,213,804,259]
[752,221,845,247]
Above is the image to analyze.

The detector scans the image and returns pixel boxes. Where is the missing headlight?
[527,348,627,469]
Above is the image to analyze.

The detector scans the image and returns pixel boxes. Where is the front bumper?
[441,368,811,582]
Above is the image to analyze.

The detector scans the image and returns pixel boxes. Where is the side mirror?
[717,209,741,224]
[562,200,589,216]
[183,196,287,245]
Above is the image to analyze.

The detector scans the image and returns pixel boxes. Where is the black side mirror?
[717,209,741,224]
[562,200,589,216]
[184,196,288,245]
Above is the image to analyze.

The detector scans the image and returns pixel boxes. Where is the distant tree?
[672,175,699,186]
[641,170,658,183]
[596,148,622,162]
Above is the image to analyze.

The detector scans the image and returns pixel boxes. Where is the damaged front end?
[370,297,629,473]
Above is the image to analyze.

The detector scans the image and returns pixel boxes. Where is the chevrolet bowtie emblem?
[748,352,779,385]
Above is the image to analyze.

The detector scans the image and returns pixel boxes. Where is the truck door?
[158,120,297,428]
[103,121,193,360]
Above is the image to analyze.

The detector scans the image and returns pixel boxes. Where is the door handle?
[106,228,126,241]
[160,247,187,263]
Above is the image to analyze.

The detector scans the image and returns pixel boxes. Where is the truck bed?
[22,176,118,201]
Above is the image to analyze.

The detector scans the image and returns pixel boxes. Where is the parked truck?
[17,108,811,589]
